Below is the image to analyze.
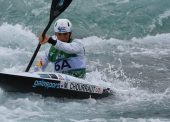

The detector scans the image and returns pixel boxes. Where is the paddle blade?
[50,0,72,21]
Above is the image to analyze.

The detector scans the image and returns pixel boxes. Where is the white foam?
[0,23,38,50]
[70,118,170,122]
[158,9,170,26]
[82,33,170,47]
[82,34,170,61]
[80,35,170,107]
[0,23,46,72]
[149,9,170,32]
[114,0,129,4]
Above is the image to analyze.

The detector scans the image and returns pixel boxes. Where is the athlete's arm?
[48,37,84,54]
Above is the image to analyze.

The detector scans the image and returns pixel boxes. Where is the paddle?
[25,0,72,72]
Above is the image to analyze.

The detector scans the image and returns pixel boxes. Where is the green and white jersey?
[36,36,86,78]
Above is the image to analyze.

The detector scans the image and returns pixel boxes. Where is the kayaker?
[35,19,86,78]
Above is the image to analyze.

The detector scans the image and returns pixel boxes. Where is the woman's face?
[56,32,71,42]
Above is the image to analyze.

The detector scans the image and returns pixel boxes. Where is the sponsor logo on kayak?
[32,80,103,94]
[62,82,103,94]
[32,80,63,89]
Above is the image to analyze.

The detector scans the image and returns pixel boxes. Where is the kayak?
[0,72,113,99]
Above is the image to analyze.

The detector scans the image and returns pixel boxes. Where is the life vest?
[48,39,86,78]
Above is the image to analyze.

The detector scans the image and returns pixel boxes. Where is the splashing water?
[0,0,170,121]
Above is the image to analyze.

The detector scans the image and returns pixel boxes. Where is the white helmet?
[54,19,72,33]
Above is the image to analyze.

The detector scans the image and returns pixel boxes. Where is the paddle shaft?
[25,20,52,72]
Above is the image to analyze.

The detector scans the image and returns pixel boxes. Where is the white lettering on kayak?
[32,80,103,94]
[62,82,103,94]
